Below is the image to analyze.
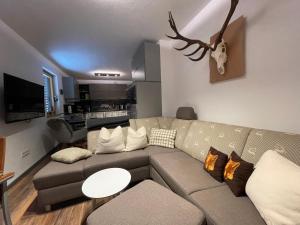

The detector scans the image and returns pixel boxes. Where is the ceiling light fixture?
[94,73,121,77]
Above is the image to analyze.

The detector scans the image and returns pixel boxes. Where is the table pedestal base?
[84,194,117,223]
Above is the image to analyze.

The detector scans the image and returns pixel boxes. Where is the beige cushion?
[182,121,250,162]
[170,119,192,149]
[88,127,128,153]
[129,119,137,130]
[246,150,300,225]
[95,126,125,154]
[124,127,147,152]
[87,130,100,153]
[149,128,177,149]
[51,147,92,164]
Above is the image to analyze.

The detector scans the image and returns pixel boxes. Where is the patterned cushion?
[182,121,251,162]
[157,117,174,129]
[241,129,300,166]
[170,119,192,149]
[149,128,177,149]
[134,118,160,138]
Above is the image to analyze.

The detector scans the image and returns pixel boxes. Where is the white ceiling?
[0,0,209,80]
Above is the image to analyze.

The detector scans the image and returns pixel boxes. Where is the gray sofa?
[33,116,300,225]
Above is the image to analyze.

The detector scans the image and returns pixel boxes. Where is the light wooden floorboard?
[0,153,93,225]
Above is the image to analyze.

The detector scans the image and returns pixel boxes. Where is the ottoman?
[86,180,205,225]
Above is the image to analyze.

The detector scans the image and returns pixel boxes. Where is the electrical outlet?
[21,149,30,158]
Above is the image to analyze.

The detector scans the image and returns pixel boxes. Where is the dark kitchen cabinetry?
[79,84,90,100]
[62,77,79,102]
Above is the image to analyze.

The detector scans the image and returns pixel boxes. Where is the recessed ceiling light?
[78,80,133,85]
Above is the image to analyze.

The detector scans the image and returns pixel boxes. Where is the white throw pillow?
[95,126,125,154]
[246,150,300,225]
[124,127,147,152]
[51,147,92,164]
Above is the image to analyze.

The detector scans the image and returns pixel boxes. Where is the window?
[43,70,56,115]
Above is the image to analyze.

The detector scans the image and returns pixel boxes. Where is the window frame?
[43,70,57,116]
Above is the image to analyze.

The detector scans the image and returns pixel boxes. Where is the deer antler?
[167,0,239,61]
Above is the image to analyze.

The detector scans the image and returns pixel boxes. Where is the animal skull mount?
[167,0,239,75]
[211,40,227,75]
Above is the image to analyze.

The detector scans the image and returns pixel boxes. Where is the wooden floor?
[0,154,95,225]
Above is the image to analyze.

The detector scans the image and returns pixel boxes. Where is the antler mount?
[167,0,239,62]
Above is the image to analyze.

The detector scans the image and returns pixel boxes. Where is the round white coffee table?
[82,168,131,200]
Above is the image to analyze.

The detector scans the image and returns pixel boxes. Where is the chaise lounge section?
[86,180,205,225]
[33,115,300,225]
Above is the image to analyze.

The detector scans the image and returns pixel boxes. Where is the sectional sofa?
[33,116,300,225]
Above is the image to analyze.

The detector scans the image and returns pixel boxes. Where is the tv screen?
[4,73,45,123]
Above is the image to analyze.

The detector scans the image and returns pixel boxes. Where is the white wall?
[0,20,68,183]
[160,0,300,134]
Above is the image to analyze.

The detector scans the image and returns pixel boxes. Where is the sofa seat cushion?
[84,150,149,177]
[86,180,204,225]
[33,160,85,190]
[189,185,266,225]
[145,145,180,155]
[150,151,224,197]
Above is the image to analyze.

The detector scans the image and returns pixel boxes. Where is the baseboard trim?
[8,145,59,189]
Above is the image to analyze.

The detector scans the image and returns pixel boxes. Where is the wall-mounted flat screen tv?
[4,73,45,123]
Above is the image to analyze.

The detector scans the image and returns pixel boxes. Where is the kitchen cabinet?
[132,42,161,82]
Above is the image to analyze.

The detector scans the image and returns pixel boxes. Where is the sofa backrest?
[157,117,174,129]
[87,130,99,153]
[126,117,300,166]
[182,121,251,162]
[129,118,160,139]
[129,117,189,149]
[241,129,300,166]
[170,119,192,149]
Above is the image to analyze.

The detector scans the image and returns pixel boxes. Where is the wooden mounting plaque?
[209,16,246,83]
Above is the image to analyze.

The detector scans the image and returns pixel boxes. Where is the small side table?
[0,172,14,225]
[82,168,131,213]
